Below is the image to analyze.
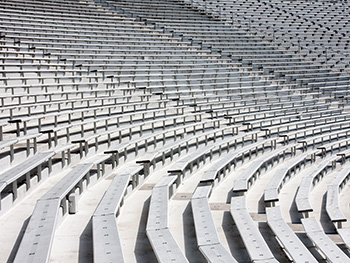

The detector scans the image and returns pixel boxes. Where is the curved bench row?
[302,217,350,263]
[296,153,344,218]
[0,145,73,216]
[327,162,350,227]
[233,143,296,192]
[230,195,278,262]
[14,156,111,263]
[326,162,350,249]
[264,149,318,205]
[146,175,189,262]
[191,185,237,263]
[92,165,143,263]
[266,206,317,263]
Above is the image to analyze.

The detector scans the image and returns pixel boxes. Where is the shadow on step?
[222,211,251,263]
[79,219,93,263]
[7,217,30,263]
[183,202,206,263]
[135,197,157,263]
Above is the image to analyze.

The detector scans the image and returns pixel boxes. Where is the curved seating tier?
[266,206,317,263]
[92,165,143,262]
[230,195,278,262]
[146,176,189,262]
[264,149,318,205]
[302,217,350,263]
[14,161,106,263]
[1,0,350,262]
[191,185,237,262]
[327,162,350,227]
[326,162,350,249]
[296,154,342,218]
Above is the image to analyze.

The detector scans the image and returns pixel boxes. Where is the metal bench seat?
[279,118,350,144]
[338,228,350,250]
[13,198,61,263]
[262,113,350,137]
[146,175,188,262]
[236,104,332,125]
[246,107,342,131]
[264,150,317,204]
[266,206,317,263]
[92,214,124,263]
[40,163,93,200]
[230,195,278,262]
[201,138,276,185]
[146,175,177,231]
[233,143,297,192]
[297,126,350,150]
[0,151,56,200]
[212,97,319,119]
[168,132,259,176]
[326,162,350,228]
[296,154,340,217]
[147,229,189,263]
[9,100,167,138]
[92,165,143,263]
[191,185,238,262]
[302,217,350,263]
[136,125,236,171]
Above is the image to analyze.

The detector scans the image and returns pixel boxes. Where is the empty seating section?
[185,0,350,68]
[167,132,270,182]
[0,146,73,215]
[1,0,350,262]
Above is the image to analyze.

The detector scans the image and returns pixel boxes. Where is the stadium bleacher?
[1,0,350,262]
